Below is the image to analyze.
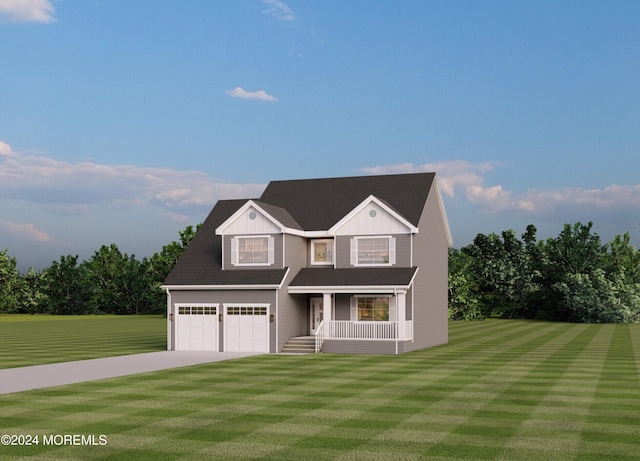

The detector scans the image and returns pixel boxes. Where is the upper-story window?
[351,236,396,266]
[311,239,333,265]
[231,235,274,266]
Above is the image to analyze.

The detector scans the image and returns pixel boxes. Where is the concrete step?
[282,336,318,353]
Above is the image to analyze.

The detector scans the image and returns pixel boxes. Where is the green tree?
[19,267,47,314]
[462,229,539,318]
[0,249,23,313]
[448,248,483,320]
[84,244,153,314]
[539,222,639,323]
[42,255,91,315]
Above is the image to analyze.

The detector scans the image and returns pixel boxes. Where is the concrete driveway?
[0,351,262,395]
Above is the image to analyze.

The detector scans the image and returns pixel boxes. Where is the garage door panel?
[176,305,218,351]
[225,305,269,353]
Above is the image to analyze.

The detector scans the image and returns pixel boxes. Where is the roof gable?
[259,173,435,231]
[215,200,303,236]
[330,195,418,235]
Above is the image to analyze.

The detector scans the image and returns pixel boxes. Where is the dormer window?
[311,239,334,265]
[231,235,274,266]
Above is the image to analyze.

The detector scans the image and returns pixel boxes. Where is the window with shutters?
[350,236,396,266]
[231,235,274,266]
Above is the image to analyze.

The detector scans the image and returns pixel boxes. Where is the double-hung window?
[350,236,396,266]
[231,235,274,266]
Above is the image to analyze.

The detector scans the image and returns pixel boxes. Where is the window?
[178,305,216,315]
[357,297,390,321]
[231,236,274,266]
[351,236,396,265]
[311,239,333,265]
[226,306,267,315]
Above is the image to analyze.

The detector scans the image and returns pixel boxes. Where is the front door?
[310,297,323,335]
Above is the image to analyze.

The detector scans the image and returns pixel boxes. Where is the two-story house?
[162,172,452,354]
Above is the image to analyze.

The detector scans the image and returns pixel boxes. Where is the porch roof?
[287,267,418,293]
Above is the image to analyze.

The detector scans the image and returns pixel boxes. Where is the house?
[162,172,452,354]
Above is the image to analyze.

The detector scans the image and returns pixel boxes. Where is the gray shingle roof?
[259,173,434,230]
[289,267,418,288]
[164,173,434,287]
[163,199,288,286]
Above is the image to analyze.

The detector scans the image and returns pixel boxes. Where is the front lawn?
[1,319,639,460]
[0,315,166,369]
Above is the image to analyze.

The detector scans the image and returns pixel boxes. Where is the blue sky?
[1,0,639,271]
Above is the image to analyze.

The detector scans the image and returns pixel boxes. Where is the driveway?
[0,351,262,395]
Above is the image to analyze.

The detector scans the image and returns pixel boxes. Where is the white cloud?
[0,141,266,219]
[0,221,51,242]
[360,161,640,215]
[0,0,55,23]
[0,140,17,157]
[262,0,294,22]
[226,86,278,102]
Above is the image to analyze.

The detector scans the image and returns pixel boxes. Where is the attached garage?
[176,304,218,351]
[224,305,269,353]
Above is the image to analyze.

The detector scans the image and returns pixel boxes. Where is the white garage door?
[225,305,269,353]
[176,305,218,351]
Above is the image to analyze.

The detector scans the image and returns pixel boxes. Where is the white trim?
[350,295,395,322]
[232,235,274,266]
[433,175,453,247]
[275,287,279,354]
[351,235,395,267]
[162,284,282,290]
[216,200,307,237]
[166,289,172,350]
[310,238,334,265]
[329,195,418,235]
[288,285,411,294]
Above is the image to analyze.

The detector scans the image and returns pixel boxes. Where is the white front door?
[310,297,323,335]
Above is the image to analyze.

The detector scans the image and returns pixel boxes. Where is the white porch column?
[323,292,333,322]
[396,290,406,340]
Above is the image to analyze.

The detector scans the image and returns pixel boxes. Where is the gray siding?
[322,340,413,354]
[222,234,284,270]
[335,234,412,269]
[334,294,351,320]
[284,234,308,268]
[405,183,449,352]
[277,234,309,351]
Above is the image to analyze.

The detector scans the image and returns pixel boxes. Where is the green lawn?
[0,315,166,369]
[1,319,639,460]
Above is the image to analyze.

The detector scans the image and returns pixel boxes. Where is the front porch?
[321,320,414,340]
[314,319,414,353]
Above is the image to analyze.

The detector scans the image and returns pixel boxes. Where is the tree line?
[0,225,199,315]
[449,222,640,323]
[1,221,639,322]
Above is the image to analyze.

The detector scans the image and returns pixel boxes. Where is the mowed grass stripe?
[0,315,166,369]
[577,324,640,461]
[1,319,639,460]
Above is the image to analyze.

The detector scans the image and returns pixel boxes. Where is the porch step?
[282,336,317,354]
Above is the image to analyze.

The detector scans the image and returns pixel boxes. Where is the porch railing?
[324,321,413,340]
[314,320,325,353]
